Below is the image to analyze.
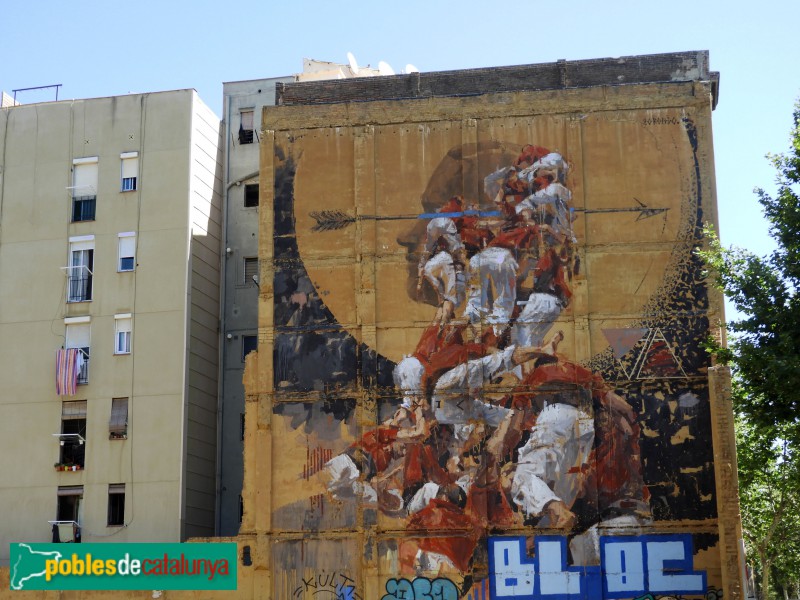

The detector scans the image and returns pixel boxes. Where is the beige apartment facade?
[0,89,222,564]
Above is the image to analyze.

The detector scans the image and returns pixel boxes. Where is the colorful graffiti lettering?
[382,577,459,600]
[292,571,360,600]
[489,535,706,599]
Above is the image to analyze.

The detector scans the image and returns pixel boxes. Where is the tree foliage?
[701,101,800,599]
[702,102,800,437]
[735,404,800,600]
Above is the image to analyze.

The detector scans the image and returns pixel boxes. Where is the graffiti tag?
[489,534,707,599]
[292,571,360,600]
[382,577,459,600]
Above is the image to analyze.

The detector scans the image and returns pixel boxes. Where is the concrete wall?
[245,54,744,600]
[217,77,291,537]
[0,90,207,563]
[183,94,224,538]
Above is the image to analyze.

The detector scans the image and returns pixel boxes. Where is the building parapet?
[276,50,719,109]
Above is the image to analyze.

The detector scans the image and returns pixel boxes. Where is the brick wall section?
[276,50,719,108]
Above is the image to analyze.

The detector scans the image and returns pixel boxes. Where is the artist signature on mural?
[641,116,681,126]
[293,571,360,600]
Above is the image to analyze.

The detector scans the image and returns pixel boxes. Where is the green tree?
[703,104,800,438]
[735,411,800,600]
[701,101,800,599]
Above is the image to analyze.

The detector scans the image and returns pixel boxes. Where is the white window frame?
[120,152,138,192]
[114,314,132,355]
[118,232,136,272]
[70,157,98,196]
[109,397,128,439]
[107,483,126,527]
[66,236,94,303]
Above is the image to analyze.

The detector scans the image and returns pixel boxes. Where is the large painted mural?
[263,105,724,599]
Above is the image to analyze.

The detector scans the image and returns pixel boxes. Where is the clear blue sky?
[3,0,798,307]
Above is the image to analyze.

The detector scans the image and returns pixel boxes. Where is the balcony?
[48,521,80,543]
[56,348,89,394]
[76,349,89,384]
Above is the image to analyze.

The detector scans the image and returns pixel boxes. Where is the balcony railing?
[76,348,89,384]
[62,266,93,302]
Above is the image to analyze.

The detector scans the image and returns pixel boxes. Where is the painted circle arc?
[292,123,692,364]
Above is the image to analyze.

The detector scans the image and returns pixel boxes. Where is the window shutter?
[120,155,138,179]
[62,400,87,420]
[109,398,128,435]
[118,234,135,269]
[73,161,98,195]
[241,110,254,130]
[244,258,258,283]
[65,324,90,349]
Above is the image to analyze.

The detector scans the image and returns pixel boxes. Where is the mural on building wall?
[269,113,718,598]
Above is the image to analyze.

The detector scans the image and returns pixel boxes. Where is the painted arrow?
[309,199,667,232]
[572,197,669,221]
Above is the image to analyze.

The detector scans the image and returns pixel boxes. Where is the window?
[114,314,132,354]
[242,335,258,361]
[107,484,125,526]
[240,412,245,441]
[59,401,86,468]
[54,486,83,542]
[57,486,83,522]
[71,158,97,223]
[239,109,254,144]
[72,196,96,222]
[244,183,259,207]
[120,152,138,192]
[65,319,90,384]
[238,495,244,524]
[118,232,135,271]
[67,236,94,302]
[109,398,128,439]
[243,257,258,285]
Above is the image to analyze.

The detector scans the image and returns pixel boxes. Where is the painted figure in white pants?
[510,403,594,528]
[512,292,564,348]
[418,216,466,324]
[430,338,562,470]
[464,246,518,333]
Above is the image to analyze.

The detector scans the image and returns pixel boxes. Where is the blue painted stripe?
[418,210,502,219]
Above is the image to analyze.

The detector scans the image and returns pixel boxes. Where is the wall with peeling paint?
[242,55,744,600]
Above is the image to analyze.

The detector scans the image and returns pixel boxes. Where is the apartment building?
[0,89,222,563]
[217,59,377,536]
[218,75,291,536]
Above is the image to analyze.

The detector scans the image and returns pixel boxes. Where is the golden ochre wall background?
[239,79,744,600]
